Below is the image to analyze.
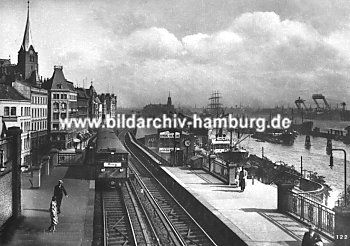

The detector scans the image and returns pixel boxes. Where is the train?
[95,128,129,188]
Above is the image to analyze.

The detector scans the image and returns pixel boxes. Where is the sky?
[1,0,350,108]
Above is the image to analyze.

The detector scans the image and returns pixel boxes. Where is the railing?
[286,190,335,237]
[199,154,229,183]
[57,152,83,165]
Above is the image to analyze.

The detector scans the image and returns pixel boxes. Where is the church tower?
[167,91,172,107]
[17,1,39,82]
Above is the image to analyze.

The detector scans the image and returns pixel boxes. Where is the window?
[10,107,16,116]
[53,113,59,120]
[61,102,67,110]
[53,94,59,99]
[61,113,67,119]
[4,107,9,116]
[61,94,67,99]
[52,124,59,130]
[53,102,59,110]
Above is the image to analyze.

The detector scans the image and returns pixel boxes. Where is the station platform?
[0,165,95,246]
[161,167,333,246]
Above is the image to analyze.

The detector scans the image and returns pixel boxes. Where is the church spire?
[21,1,33,51]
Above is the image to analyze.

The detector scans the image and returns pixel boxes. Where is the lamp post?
[329,148,347,206]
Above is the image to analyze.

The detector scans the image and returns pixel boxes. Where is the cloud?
[69,11,350,107]
[124,27,184,59]
[2,1,350,108]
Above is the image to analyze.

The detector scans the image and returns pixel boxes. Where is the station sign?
[159,131,180,139]
[159,147,181,153]
[103,162,122,167]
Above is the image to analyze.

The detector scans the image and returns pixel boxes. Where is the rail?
[102,189,136,246]
[126,132,218,245]
[125,144,185,246]
[127,180,162,246]
[120,186,138,246]
[286,190,335,239]
[129,133,169,165]
[102,193,107,246]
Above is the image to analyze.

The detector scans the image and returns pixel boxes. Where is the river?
[240,119,350,208]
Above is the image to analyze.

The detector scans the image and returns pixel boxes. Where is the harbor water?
[240,119,350,208]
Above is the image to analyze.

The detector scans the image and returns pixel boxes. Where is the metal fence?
[58,152,83,165]
[286,190,335,237]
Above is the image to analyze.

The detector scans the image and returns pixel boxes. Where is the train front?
[95,129,129,188]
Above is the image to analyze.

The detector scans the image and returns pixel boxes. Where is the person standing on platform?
[301,224,323,246]
[54,180,68,214]
[47,196,58,232]
[239,167,248,192]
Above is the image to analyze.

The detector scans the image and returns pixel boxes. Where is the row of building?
[0,3,117,166]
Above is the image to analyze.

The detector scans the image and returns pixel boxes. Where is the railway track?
[102,188,136,246]
[125,133,218,246]
[102,181,158,246]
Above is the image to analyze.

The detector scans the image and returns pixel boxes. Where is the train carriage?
[95,128,129,187]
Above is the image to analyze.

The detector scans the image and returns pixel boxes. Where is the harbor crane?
[295,97,307,110]
[312,94,331,110]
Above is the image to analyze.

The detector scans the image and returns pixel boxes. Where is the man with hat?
[302,224,323,246]
[53,180,68,214]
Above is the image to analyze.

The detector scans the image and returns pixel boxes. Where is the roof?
[76,87,88,98]
[14,79,42,89]
[0,59,11,66]
[0,84,29,101]
[94,97,101,104]
[42,66,75,91]
[96,128,128,154]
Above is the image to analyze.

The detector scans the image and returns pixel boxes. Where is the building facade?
[0,85,31,166]
[0,59,17,85]
[12,81,48,164]
[98,93,117,119]
[43,66,78,149]
[85,83,99,119]
[76,87,89,119]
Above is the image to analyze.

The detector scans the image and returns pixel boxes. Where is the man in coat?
[302,224,323,246]
[239,167,248,192]
[53,180,68,214]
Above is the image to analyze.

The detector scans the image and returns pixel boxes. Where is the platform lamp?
[327,139,348,206]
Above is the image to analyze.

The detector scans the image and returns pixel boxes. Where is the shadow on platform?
[0,217,43,245]
[240,208,277,213]
[63,166,94,180]
[213,189,243,192]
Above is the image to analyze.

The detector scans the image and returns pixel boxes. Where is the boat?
[251,130,296,145]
